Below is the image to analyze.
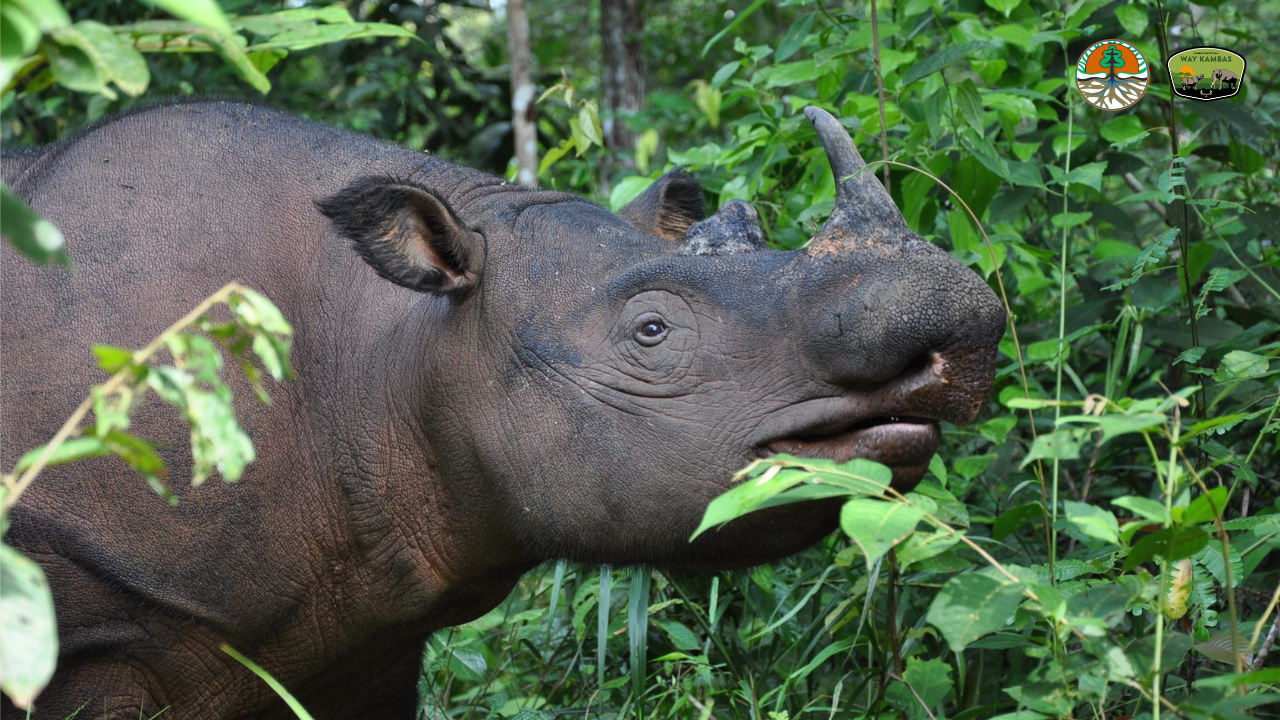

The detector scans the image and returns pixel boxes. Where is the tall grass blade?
[221,645,315,720]
[628,568,651,713]
[597,564,611,691]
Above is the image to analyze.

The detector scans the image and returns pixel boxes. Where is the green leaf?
[1182,487,1227,526]
[12,436,109,474]
[246,21,418,52]
[1064,500,1121,546]
[993,501,1044,541]
[775,12,814,62]
[196,30,270,94]
[44,31,111,96]
[1114,4,1148,37]
[691,465,814,540]
[72,20,149,96]
[609,176,656,212]
[1100,115,1145,145]
[1061,161,1107,191]
[984,0,1022,17]
[1112,496,1169,524]
[887,656,953,718]
[1213,350,1270,382]
[1020,428,1082,467]
[699,0,768,58]
[927,566,1027,652]
[895,530,960,568]
[652,619,699,651]
[839,499,926,571]
[1065,584,1133,629]
[92,344,134,375]
[952,454,996,481]
[759,59,822,88]
[1,183,66,265]
[145,0,234,37]
[0,542,58,710]
[1122,526,1210,571]
[103,430,171,504]
[900,41,987,88]
[954,79,984,133]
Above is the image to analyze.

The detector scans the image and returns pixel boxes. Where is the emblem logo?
[1075,39,1149,111]
[1167,46,1247,101]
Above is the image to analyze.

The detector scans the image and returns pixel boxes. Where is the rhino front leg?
[255,637,427,720]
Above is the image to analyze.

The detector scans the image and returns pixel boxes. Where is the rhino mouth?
[761,414,940,490]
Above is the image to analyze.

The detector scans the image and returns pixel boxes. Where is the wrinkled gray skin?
[0,101,1004,719]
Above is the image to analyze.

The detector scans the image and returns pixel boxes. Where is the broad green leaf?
[900,41,987,88]
[691,466,814,540]
[145,0,234,37]
[952,454,996,481]
[1,183,66,265]
[1122,526,1210,571]
[886,656,953,718]
[1064,500,1120,546]
[954,80,984,133]
[839,499,926,570]
[1112,495,1169,524]
[1100,115,1144,144]
[896,530,960,568]
[1182,486,1227,526]
[984,0,1022,17]
[196,30,270,94]
[652,619,699,651]
[902,656,953,709]
[92,344,134,374]
[1060,161,1107,191]
[1114,4,1148,37]
[103,430,171,504]
[927,566,1027,652]
[609,176,656,212]
[72,20,149,96]
[44,32,111,96]
[1065,584,1132,629]
[12,436,109,474]
[993,501,1043,541]
[775,12,814,62]
[1020,429,1082,467]
[1213,350,1270,382]
[245,21,418,52]
[759,59,822,88]
[0,543,57,710]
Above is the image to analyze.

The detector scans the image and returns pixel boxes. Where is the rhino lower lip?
[764,418,941,488]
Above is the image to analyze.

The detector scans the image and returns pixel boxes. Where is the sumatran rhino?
[0,102,1004,718]
[1181,73,1205,90]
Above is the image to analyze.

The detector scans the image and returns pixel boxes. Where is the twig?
[1123,172,1168,220]
[1,282,245,513]
[869,0,891,193]
[1249,580,1280,670]
[886,672,938,720]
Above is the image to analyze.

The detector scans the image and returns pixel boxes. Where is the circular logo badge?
[1075,39,1149,111]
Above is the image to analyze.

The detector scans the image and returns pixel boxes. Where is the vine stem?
[869,0,891,193]
[860,158,1053,579]
[1052,93,1075,580]
[0,281,245,514]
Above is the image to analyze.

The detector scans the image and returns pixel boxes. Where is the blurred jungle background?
[2,0,1279,718]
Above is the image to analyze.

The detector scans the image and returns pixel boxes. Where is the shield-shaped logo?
[1167,47,1247,101]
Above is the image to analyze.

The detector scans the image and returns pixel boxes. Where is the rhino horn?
[803,106,908,251]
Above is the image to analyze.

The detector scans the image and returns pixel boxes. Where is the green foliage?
[4,0,1279,717]
[0,282,293,708]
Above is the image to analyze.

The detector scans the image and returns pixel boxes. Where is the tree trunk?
[600,0,643,157]
[507,0,537,188]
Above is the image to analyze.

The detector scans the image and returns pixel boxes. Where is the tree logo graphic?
[1075,39,1149,111]
[1166,46,1247,102]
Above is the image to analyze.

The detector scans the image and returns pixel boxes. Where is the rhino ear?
[318,177,482,295]
[618,170,706,242]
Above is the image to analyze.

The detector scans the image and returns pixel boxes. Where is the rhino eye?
[634,314,669,346]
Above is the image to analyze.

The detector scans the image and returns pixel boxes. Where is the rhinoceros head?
[318,107,1005,570]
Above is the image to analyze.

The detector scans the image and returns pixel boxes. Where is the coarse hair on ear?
[317,177,483,295]
[617,169,706,242]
